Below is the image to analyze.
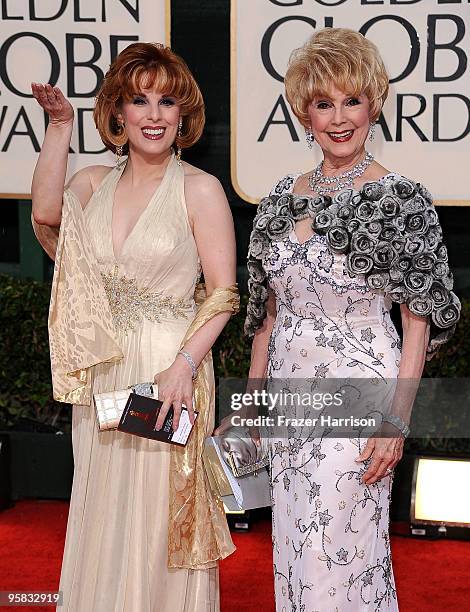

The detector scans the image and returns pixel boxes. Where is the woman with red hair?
[31,43,238,611]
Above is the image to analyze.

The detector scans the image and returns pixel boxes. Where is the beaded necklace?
[308,151,374,195]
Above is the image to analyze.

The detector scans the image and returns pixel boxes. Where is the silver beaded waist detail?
[100,266,194,334]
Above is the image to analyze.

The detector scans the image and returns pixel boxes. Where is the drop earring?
[176,117,183,166]
[369,121,376,142]
[115,144,123,165]
[115,119,125,166]
[305,127,314,149]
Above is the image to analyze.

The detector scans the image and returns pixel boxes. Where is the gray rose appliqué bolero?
[244,176,461,359]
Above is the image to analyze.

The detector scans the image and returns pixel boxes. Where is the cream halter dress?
[56,153,221,611]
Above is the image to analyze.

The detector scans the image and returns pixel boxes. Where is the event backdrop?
[231,0,469,205]
[0,0,169,197]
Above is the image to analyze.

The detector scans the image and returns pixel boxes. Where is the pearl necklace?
[308,151,374,195]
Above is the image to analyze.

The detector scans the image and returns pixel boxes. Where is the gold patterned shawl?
[33,188,240,569]
[168,283,240,569]
[32,189,123,404]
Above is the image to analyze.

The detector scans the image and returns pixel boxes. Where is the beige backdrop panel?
[0,0,170,197]
[231,0,469,205]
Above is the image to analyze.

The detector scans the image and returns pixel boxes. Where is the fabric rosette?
[355,200,378,223]
[361,181,385,201]
[432,292,460,329]
[402,193,428,215]
[379,194,401,218]
[392,178,416,199]
[412,252,437,273]
[442,273,453,291]
[313,209,335,233]
[429,281,450,308]
[391,237,406,255]
[248,278,268,303]
[347,219,361,233]
[247,258,266,283]
[366,269,390,291]
[248,229,269,259]
[275,195,291,217]
[307,196,328,217]
[404,236,426,257]
[257,196,276,215]
[403,270,432,294]
[433,260,448,279]
[425,227,442,251]
[373,241,398,269]
[332,188,354,206]
[244,298,268,336]
[347,252,374,275]
[436,243,448,263]
[389,269,404,284]
[364,220,383,238]
[265,215,294,241]
[246,295,267,319]
[337,203,355,223]
[326,223,349,254]
[390,257,411,283]
[380,224,400,242]
[405,211,429,236]
[391,214,406,232]
[244,181,460,359]
[254,212,275,232]
[350,231,377,255]
[425,206,439,226]
[289,195,311,220]
[407,294,434,317]
[387,285,408,303]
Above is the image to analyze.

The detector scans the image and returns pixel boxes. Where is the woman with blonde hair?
[242,28,459,610]
[31,43,238,611]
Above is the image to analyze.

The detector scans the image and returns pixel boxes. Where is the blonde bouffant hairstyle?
[285,28,389,126]
[94,42,205,155]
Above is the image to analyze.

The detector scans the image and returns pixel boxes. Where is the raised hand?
[31,83,74,126]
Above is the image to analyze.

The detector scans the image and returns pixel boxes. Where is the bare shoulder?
[364,161,392,181]
[66,164,113,190]
[88,164,114,190]
[66,164,114,209]
[183,162,226,211]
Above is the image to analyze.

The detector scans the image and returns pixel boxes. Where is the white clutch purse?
[94,382,158,431]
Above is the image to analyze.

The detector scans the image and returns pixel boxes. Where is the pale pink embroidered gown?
[265,173,402,611]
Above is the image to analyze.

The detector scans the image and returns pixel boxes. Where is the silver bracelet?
[177,350,198,379]
[382,414,410,438]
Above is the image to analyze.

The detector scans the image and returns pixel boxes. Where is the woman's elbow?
[32,202,62,227]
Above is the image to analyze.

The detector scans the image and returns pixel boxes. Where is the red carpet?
[0,500,469,611]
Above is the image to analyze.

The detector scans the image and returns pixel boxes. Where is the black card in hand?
[117,392,197,446]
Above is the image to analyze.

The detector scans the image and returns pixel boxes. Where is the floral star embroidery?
[361,327,377,343]
[319,509,334,527]
[314,363,330,378]
[328,334,346,354]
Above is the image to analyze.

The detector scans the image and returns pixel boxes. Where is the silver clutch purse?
[203,435,272,511]
[219,427,269,477]
[94,382,157,431]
